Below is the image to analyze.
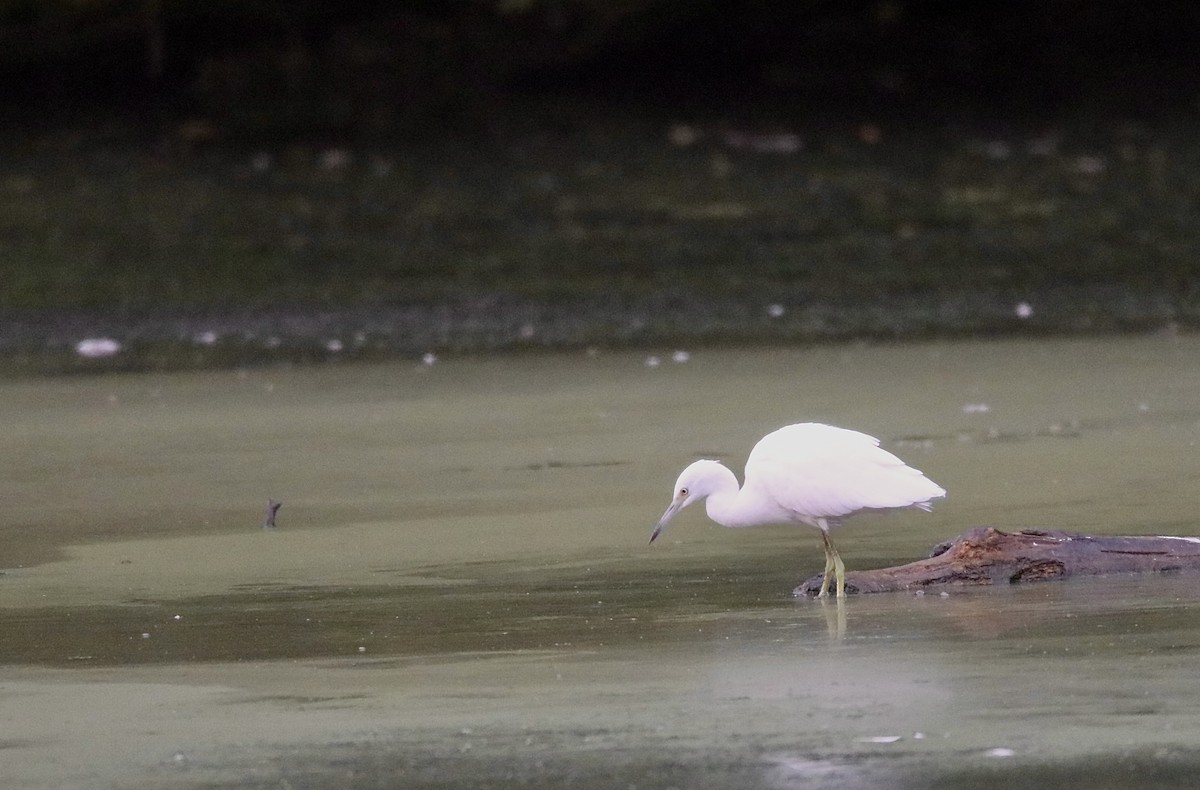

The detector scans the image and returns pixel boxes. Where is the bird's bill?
[649,500,682,543]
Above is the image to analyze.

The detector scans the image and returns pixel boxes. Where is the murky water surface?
[3,336,1200,788]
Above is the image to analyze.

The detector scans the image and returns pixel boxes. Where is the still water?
[2,336,1200,788]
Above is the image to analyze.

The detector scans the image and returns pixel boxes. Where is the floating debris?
[668,124,702,147]
[961,403,991,414]
[766,303,786,318]
[859,735,902,744]
[985,747,1016,758]
[324,338,344,353]
[857,124,883,145]
[250,152,272,172]
[765,756,845,779]
[671,350,691,363]
[421,352,438,366]
[370,157,393,177]
[644,355,661,368]
[1027,135,1059,156]
[319,148,352,170]
[75,337,121,358]
[262,499,282,529]
[193,330,219,346]
[722,130,802,154]
[1014,301,1034,319]
[985,140,1011,160]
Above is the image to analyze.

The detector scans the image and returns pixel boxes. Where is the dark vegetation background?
[2,0,1199,369]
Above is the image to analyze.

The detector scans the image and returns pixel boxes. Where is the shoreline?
[3,284,1193,376]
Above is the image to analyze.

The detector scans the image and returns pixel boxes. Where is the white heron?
[649,422,946,597]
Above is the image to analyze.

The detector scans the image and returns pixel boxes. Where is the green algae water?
[2,335,1200,788]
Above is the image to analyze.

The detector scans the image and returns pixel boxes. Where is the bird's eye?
[679,487,688,497]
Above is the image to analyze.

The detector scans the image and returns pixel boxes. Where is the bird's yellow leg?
[817,530,836,598]
[820,530,847,598]
[832,543,846,598]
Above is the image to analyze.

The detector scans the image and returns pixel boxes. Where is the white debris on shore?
[75,338,122,358]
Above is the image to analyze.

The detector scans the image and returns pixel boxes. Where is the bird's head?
[649,459,727,543]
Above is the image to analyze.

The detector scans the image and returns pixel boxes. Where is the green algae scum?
[4,336,1200,788]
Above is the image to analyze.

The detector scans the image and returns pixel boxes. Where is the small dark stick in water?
[263,499,282,529]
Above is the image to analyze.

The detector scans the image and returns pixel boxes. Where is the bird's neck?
[703,467,761,528]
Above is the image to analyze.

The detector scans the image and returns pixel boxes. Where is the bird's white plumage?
[742,423,944,527]
[649,422,946,597]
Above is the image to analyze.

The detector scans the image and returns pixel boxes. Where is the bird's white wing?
[744,423,945,521]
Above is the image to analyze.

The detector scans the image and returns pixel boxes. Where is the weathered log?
[794,527,1200,596]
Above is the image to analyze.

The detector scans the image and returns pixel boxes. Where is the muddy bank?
[3,283,1194,375]
[4,107,1200,374]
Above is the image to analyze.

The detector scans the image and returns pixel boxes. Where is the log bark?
[794,527,1200,596]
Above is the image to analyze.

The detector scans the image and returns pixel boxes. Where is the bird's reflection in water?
[819,596,847,640]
